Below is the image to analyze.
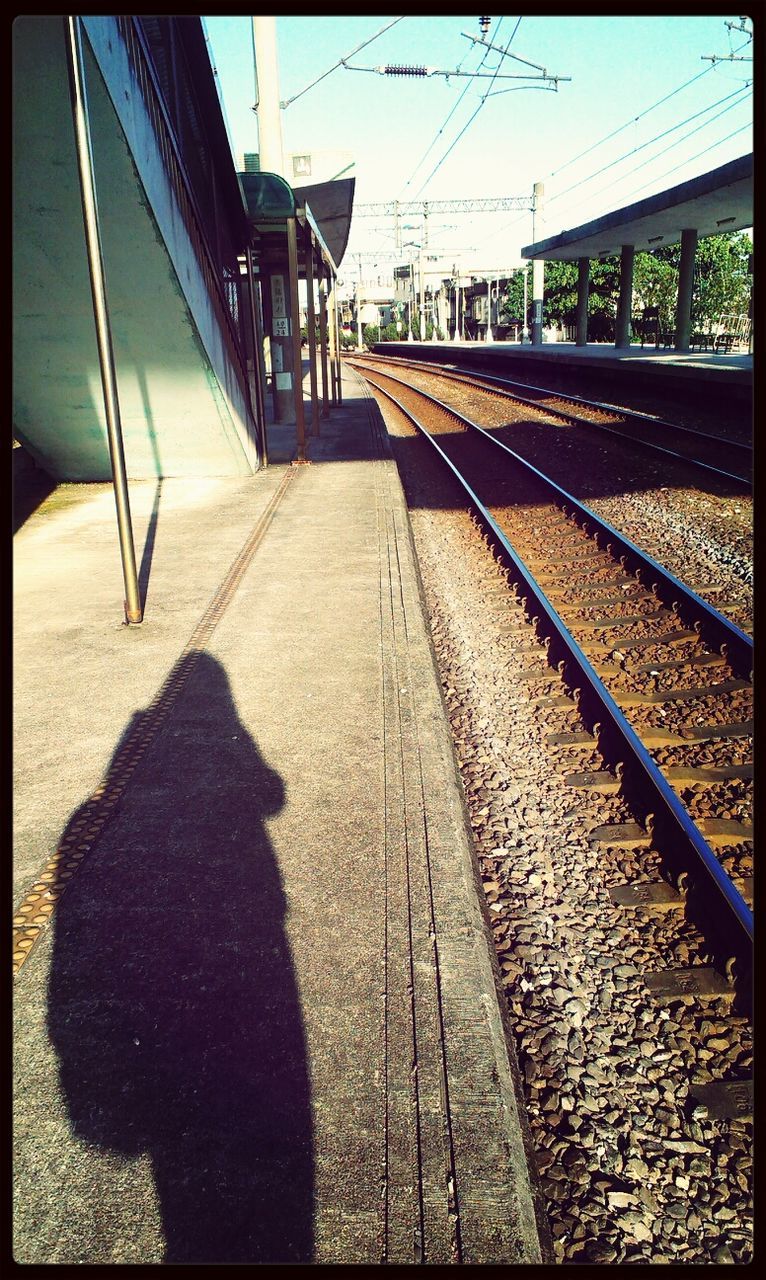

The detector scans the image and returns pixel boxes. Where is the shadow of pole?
[46,651,314,1263]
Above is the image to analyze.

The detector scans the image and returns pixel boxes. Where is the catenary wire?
[397,16,504,197]
[414,18,522,197]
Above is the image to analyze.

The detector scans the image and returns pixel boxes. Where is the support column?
[327,281,338,407]
[318,280,330,417]
[615,244,635,348]
[334,293,343,406]
[286,216,306,460]
[265,268,295,422]
[531,181,544,346]
[575,257,590,347]
[304,235,320,436]
[675,228,697,352]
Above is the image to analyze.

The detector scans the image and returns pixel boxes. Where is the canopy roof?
[239,172,355,276]
[522,154,752,261]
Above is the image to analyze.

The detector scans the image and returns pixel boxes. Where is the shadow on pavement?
[46,651,314,1263]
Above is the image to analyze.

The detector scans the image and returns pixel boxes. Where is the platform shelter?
[521,153,752,353]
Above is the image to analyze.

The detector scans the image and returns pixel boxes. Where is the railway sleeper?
[633,651,725,676]
[616,677,749,706]
[640,720,752,747]
[663,763,753,786]
[590,821,651,848]
[610,875,752,911]
[579,628,697,656]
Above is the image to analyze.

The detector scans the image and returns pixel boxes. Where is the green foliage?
[499,232,752,341]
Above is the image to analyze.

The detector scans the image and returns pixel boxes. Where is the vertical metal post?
[286,216,306,459]
[327,280,338,407]
[318,279,330,417]
[575,257,590,347]
[245,247,268,465]
[615,244,635,348]
[64,16,142,624]
[334,292,343,406]
[304,232,320,435]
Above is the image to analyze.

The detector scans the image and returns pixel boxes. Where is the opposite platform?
[13,367,548,1264]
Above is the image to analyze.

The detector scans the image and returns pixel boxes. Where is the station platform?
[12,367,548,1264]
[373,340,752,405]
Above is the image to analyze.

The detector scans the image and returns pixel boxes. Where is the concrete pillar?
[675,228,697,352]
[531,260,544,345]
[575,257,590,346]
[265,268,294,422]
[252,17,285,177]
[531,181,544,346]
[615,244,635,348]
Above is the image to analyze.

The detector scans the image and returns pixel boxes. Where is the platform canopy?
[239,171,354,276]
[522,153,752,261]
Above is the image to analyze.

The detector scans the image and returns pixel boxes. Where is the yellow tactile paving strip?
[13,465,297,977]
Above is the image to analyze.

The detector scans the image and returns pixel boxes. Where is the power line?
[547,82,751,208]
[623,120,752,203]
[280,16,405,108]
[397,16,504,197]
[415,18,523,197]
[544,30,752,183]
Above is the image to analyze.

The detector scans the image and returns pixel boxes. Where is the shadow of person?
[46,652,314,1263]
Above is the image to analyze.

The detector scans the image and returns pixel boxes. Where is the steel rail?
[360,354,751,487]
[359,367,753,972]
[354,362,753,677]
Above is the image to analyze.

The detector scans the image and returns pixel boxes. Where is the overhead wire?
[280,16,405,108]
[414,17,523,198]
[397,15,504,197]
[482,30,754,248]
[622,119,752,202]
[546,82,751,208]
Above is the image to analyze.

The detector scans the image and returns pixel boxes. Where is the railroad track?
[355,353,752,487]
[352,361,753,1027]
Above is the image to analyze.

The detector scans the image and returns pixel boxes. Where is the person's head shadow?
[46,651,314,1263]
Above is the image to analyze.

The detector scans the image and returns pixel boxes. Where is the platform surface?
[12,368,547,1265]
[377,339,751,387]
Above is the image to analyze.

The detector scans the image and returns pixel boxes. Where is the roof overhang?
[239,172,354,278]
[521,153,752,261]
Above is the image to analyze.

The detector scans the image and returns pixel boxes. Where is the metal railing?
[113,17,252,413]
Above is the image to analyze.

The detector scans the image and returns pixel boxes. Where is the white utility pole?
[252,17,285,176]
[486,276,494,342]
[531,181,544,345]
[419,244,425,340]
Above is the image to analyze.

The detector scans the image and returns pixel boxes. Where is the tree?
[632,231,752,333]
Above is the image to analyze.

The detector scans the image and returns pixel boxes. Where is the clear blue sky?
[204,14,753,274]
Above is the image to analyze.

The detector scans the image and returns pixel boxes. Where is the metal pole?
[64,15,142,624]
[304,231,320,435]
[327,279,338,407]
[286,216,307,459]
[318,279,330,416]
[334,292,343,405]
[245,247,268,465]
